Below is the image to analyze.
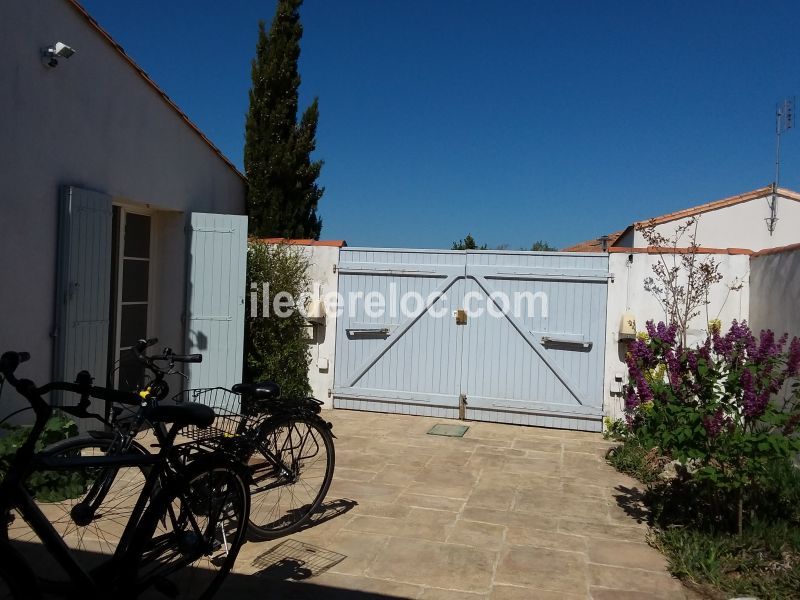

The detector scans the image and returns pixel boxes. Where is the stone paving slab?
[230,410,697,599]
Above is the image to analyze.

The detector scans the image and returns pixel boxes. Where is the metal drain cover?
[427,423,469,437]
[252,539,346,580]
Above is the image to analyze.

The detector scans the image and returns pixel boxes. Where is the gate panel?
[462,251,609,431]
[333,248,466,417]
[332,248,609,431]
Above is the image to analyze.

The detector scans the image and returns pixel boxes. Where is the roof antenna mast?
[769,97,794,235]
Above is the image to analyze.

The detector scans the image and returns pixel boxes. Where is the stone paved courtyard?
[227,410,697,599]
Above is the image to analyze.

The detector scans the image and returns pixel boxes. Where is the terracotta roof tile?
[608,246,754,255]
[562,230,624,252]
[254,238,347,248]
[633,185,799,228]
[751,242,800,257]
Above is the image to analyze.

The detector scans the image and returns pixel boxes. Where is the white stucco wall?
[0,1,245,402]
[267,244,340,408]
[632,195,800,251]
[603,251,751,421]
[306,246,341,408]
[749,246,800,341]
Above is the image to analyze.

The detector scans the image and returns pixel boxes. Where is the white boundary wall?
[749,246,800,341]
[603,250,751,421]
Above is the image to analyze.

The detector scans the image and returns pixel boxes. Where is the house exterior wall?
[749,247,800,341]
[603,251,750,421]
[0,0,245,401]
[632,195,800,251]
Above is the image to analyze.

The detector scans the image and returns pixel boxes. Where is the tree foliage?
[245,242,312,400]
[530,240,557,251]
[451,234,487,250]
[244,0,323,239]
[451,234,557,251]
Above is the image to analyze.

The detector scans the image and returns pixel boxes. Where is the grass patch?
[651,522,800,600]
[605,438,664,484]
[607,438,800,599]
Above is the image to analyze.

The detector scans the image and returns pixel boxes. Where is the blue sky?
[81,0,800,249]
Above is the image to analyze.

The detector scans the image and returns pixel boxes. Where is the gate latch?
[454,309,467,325]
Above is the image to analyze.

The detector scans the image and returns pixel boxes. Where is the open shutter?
[53,186,113,389]
[185,213,248,390]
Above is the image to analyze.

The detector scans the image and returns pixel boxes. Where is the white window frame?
[110,204,158,386]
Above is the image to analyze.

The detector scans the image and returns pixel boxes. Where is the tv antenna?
[768,97,794,234]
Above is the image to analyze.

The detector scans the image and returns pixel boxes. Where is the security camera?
[53,42,75,58]
[42,42,76,68]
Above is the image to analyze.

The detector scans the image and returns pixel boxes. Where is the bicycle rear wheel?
[6,436,149,568]
[124,456,250,600]
[247,416,335,540]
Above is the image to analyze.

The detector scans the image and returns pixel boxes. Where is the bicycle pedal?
[152,576,180,598]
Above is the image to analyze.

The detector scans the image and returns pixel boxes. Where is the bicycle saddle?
[231,381,281,401]
[147,402,215,427]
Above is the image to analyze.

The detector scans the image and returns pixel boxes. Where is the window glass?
[124,213,151,258]
[120,304,148,348]
[122,260,149,302]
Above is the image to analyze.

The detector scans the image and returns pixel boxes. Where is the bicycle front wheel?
[7,436,150,567]
[124,456,250,600]
[247,416,335,540]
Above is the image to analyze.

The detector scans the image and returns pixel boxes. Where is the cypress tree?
[244,0,323,239]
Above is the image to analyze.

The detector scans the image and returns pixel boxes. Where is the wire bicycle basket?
[172,387,253,447]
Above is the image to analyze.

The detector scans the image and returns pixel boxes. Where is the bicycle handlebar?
[1,352,140,406]
[0,351,31,375]
[154,353,202,364]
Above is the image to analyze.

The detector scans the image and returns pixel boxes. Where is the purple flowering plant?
[623,319,800,532]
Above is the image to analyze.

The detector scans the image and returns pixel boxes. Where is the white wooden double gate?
[333,248,610,432]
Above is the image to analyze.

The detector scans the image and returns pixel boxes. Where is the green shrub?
[624,320,800,534]
[603,417,629,441]
[606,437,664,484]
[245,241,312,403]
[0,413,84,501]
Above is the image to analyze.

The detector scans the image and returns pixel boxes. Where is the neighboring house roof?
[564,185,800,252]
[562,230,624,252]
[256,238,347,248]
[65,0,245,182]
[630,185,800,229]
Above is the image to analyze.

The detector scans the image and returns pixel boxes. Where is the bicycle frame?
[1,401,201,598]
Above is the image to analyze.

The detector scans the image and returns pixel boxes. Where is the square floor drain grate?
[427,423,469,437]
[252,538,346,580]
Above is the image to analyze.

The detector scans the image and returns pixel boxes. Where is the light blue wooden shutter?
[185,213,248,389]
[53,186,113,388]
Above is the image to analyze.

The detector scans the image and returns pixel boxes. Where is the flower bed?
[607,320,800,598]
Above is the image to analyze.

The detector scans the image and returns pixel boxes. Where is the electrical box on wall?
[619,311,637,340]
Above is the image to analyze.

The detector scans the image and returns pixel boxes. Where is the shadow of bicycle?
[248,496,358,542]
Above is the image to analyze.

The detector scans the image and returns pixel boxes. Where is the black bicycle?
[177,382,336,540]
[0,351,251,600]
[94,338,336,540]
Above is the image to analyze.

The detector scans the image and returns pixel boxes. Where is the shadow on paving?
[6,497,398,599]
[612,484,650,524]
[7,537,407,600]
[223,575,409,599]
